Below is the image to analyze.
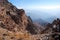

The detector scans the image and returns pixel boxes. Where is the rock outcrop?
[0,0,39,33]
[0,2,27,32]
[0,0,42,40]
[40,18,60,40]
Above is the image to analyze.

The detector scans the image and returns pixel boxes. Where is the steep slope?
[0,0,28,32]
[0,0,41,40]
[38,19,60,40]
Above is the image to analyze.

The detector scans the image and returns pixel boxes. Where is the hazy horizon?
[8,0,60,21]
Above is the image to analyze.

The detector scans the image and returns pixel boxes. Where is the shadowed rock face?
[0,0,39,35]
[0,0,8,6]
[0,0,42,40]
[26,17,37,34]
[0,0,8,2]
[0,0,27,32]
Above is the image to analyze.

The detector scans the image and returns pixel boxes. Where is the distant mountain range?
[26,10,59,24]
[44,16,58,23]
[33,18,48,26]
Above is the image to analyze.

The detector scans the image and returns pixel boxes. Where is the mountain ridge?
[0,0,41,40]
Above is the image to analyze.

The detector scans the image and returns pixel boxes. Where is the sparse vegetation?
[0,0,60,40]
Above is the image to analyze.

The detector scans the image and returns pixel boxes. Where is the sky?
[8,0,60,20]
[8,0,60,10]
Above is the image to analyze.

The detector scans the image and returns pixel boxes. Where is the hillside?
[0,0,41,40]
[0,0,60,40]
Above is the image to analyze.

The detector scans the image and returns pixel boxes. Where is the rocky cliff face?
[0,0,41,40]
[1,0,60,40]
[2,0,58,40]
[0,0,28,32]
[40,18,60,40]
